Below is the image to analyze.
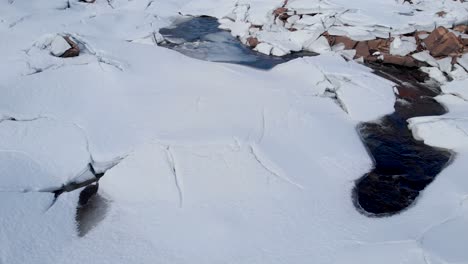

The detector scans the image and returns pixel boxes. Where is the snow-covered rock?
[50,35,71,57]
[254,42,273,55]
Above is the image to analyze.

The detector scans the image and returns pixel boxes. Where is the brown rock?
[368,39,390,53]
[61,36,80,58]
[278,13,290,21]
[354,41,370,58]
[273,7,288,16]
[424,27,464,57]
[333,36,357,49]
[436,11,447,17]
[453,25,468,34]
[462,38,468,47]
[382,55,420,67]
[246,37,259,48]
[423,26,448,49]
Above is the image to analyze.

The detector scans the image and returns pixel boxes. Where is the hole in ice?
[76,184,109,237]
[159,16,316,70]
[353,65,453,216]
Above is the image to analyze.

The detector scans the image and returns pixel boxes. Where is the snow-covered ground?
[1,0,467,263]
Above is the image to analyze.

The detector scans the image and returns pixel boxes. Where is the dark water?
[159,17,316,70]
[160,17,453,216]
[76,192,109,237]
[354,66,453,216]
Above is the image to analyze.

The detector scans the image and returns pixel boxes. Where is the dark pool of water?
[159,16,453,216]
[159,16,316,70]
[76,191,109,237]
[353,65,453,216]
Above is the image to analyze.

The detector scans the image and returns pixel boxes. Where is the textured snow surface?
[1,0,467,264]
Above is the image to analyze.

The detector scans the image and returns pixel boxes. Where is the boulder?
[50,35,72,57]
[383,55,420,67]
[246,37,259,48]
[354,41,370,58]
[424,26,464,57]
[273,7,288,16]
[369,38,391,53]
[61,36,80,58]
[332,36,357,49]
[453,25,468,34]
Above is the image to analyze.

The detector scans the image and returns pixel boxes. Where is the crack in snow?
[163,145,184,208]
[247,144,304,190]
[8,15,31,28]
[0,115,47,123]
[445,92,468,102]
[257,108,266,143]
[145,0,155,10]
[0,114,124,210]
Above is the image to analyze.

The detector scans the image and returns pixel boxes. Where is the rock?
[332,36,357,50]
[246,37,259,48]
[453,25,468,34]
[369,39,391,53]
[424,26,464,57]
[50,35,72,57]
[80,0,96,3]
[354,41,370,58]
[436,11,447,17]
[383,55,420,67]
[278,13,290,21]
[462,38,468,47]
[273,7,288,16]
[61,36,80,58]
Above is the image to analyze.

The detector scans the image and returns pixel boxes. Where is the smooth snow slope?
[0,1,467,264]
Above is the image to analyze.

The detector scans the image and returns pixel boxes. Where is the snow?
[420,67,447,84]
[304,36,331,53]
[0,118,90,191]
[412,51,439,67]
[50,35,72,57]
[0,0,467,263]
[254,42,273,54]
[390,36,417,57]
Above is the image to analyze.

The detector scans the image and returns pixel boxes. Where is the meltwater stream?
[354,65,452,216]
[159,17,453,216]
[159,16,316,69]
